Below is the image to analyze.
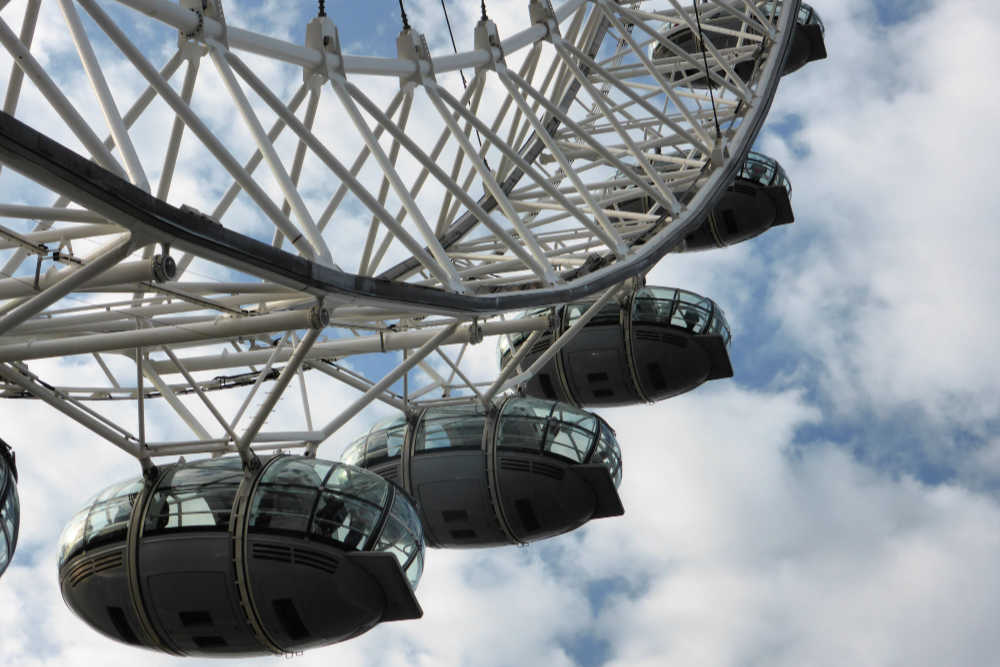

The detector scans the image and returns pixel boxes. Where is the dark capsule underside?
[58,456,423,656]
[652,2,827,85]
[0,440,18,579]
[506,287,732,408]
[345,398,624,548]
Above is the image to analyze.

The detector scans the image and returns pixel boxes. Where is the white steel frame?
[0,0,798,465]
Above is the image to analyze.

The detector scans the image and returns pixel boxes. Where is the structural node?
[0,439,18,579]
[58,456,423,656]
[653,2,827,85]
[500,285,733,407]
[343,397,624,548]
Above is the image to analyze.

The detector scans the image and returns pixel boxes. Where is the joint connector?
[468,318,484,345]
[711,138,729,168]
[179,0,228,48]
[308,306,330,330]
[151,254,177,283]
[397,29,435,90]
[242,451,262,474]
[474,19,505,72]
[141,462,160,484]
[528,0,560,41]
[304,16,343,89]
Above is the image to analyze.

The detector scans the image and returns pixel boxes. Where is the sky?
[2,0,1000,665]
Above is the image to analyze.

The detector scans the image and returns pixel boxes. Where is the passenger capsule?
[58,456,423,656]
[343,398,624,548]
[500,285,733,407]
[614,152,794,252]
[0,439,18,580]
[652,2,827,85]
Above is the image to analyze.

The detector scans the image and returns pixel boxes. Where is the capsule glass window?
[544,404,598,463]
[0,489,14,574]
[633,287,677,325]
[414,405,486,452]
[144,458,243,534]
[497,398,555,453]
[374,494,424,588]
[592,424,623,488]
[58,477,140,566]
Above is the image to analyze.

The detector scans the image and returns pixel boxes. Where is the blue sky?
[2,1,1000,666]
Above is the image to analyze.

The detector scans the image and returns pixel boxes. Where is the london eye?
[0,0,825,655]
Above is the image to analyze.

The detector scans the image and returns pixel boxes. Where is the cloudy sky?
[2,0,999,665]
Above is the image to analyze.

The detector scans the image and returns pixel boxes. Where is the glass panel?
[325,464,388,507]
[144,460,243,535]
[365,425,406,463]
[3,498,14,544]
[145,486,238,532]
[503,398,555,419]
[633,287,676,325]
[589,423,623,488]
[567,300,620,327]
[373,499,421,580]
[498,415,545,452]
[2,490,15,554]
[312,492,380,550]
[0,530,8,571]
[405,548,424,589]
[414,410,484,452]
[550,404,598,432]
[261,457,331,488]
[84,482,139,550]
[2,491,16,538]
[545,424,596,463]
[250,485,317,533]
[342,437,366,466]
[58,510,88,565]
[159,457,244,490]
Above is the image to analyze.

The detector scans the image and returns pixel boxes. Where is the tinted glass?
[144,459,243,534]
[590,423,623,488]
[375,494,424,589]
[498,398,553,452]
[414,406,485,452]
[85,479,142,550]
[0,449,15,576]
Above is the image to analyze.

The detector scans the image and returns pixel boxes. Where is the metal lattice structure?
[0,0,799,470]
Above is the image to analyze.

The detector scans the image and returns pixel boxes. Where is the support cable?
[438,0,485,152]
[398,0,410,31]
[693,0,722,139]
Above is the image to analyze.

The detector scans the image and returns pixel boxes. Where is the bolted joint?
[711,138,730,168]
[141,462,160,484]
[397,29,435,90]
[151,254,176,283]
[241,451,262,474]
[474,19,505,72]
[178,0,228,48]
[528,0,560,41]
[303,15,343,88]
[308,305,330,330]
[468,318,484,345]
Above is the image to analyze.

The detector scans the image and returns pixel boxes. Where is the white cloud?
[2,2,1000,666]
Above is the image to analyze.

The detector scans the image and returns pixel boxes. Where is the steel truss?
[0,0,798,465]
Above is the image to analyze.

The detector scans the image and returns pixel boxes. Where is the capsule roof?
[345,398,622,489]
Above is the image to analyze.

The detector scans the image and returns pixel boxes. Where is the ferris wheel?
[0,0,825,656]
